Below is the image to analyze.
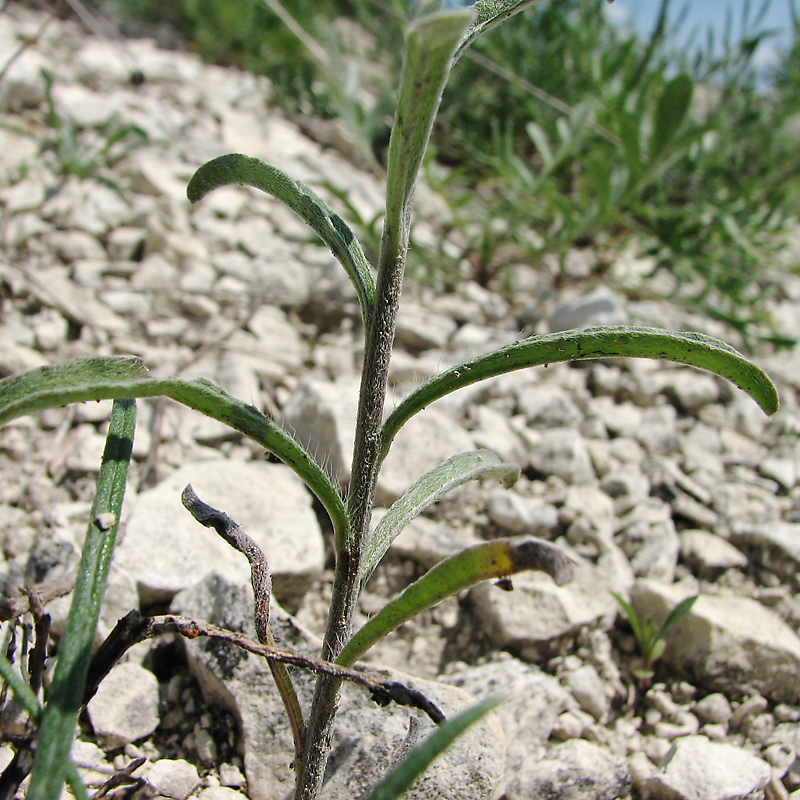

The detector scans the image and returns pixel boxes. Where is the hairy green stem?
[294,175,409,800]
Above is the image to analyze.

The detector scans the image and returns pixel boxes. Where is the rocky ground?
[1,4,800,800]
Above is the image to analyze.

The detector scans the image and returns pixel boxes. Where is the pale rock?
[680,530,748,573]
[472,552,619,650]
[395,304,458,352]
[245,306,306,370]
[445,656,572,776]
[694,692,733,725]
[28,265,129,333]
[759,455,798,491]
[50,82,128,128]
[552,708,595,741]
[142,758,201,800]
[196,789,248,800]
[0,177,47,213]
[516,384,584,429]
[0,341,50,374]
[487,489,559,535]
[31,308,68,351]
[249,255,312,309]
[106,226,147,261]
[713,482,783,526]
[547,286,628,332]
[71,740,111,788]
[283,376,360,486]
[378,408,477,504]
[731,695,770,728]
[225,326,305,383]
[601,470,651,515]
[507,738,631,800]
[729,522,800,579]
[631,581,800,703]
[98,288,152,317]
[636,404,680,454]
[591,396,645,438]
[117,460,324,603]
[565,664,609,721]
[562,484,616,542]
[381,512,482,568]
[661,370,721,413]
[645,735,771,800]
[125,152,189,201]
[74,37,133,87]
[615,499,679,581]
[173,573,505,800]
[524,428,596,484]
[43,229,108,262]
[0,48,48,112]
[450,321,503,350]
[219,763,247,788]
[87,663,160,746]
[470,405,527,465]
[388,350,454,392]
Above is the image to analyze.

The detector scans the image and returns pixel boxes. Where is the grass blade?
[361,450,519,590]
[0,357,350,556]
[650,73,693,162]
[187,154,376,328]
[27,399,136,800]
[337,536,572,667]
[380,325,779,461]
[362,696,503,800]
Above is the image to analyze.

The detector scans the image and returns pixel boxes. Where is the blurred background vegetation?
[51,0,800,344]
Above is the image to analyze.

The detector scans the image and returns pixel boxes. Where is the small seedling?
[613,592,698,681]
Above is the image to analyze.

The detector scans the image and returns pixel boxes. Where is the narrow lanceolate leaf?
[28,398,136,800]
[380,326,779,462]
[0,357,350,555]
[362,696,503,800]
[650,73,693,162]
[452,0,549,64]
[360,450,519,591]
[337,537,572,667]
[384,7,474,243]
[187,154,375,327]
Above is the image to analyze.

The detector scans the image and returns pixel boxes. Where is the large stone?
[471,550,620,652]
[172,573,506,800]
[117,460,324,603]
[729,522,800,581]
[444,656,573,777]
[645,735,771,800]
[506,738,631,800]
[631,580,800,703]
[87,663,160,747]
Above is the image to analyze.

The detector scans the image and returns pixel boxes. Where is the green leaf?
[612,592,644,646]
[361,450,519,590]
[649,637,667,664]
[453,0,549,63]
[187,154,375,327]
[0,357,350,556]
[650,73,693,162]
[362,696,503,800]
[28,398,136,800]
[384,7,474,244]
[380,326,779,462]
[0,655,42,721]
[657,594,698,639]
[337,536,572,667]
